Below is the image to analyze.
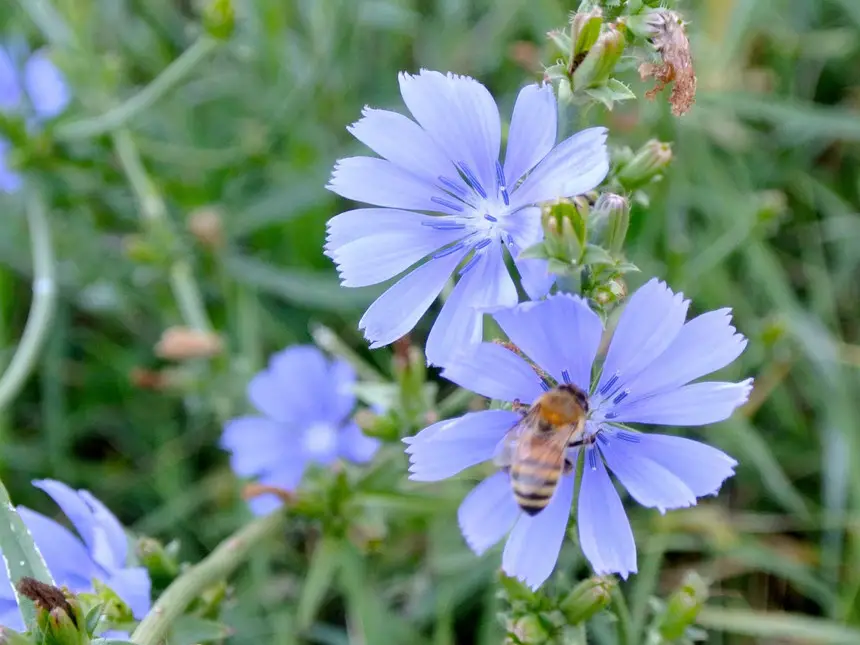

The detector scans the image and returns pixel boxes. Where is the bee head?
[558,383,589,413]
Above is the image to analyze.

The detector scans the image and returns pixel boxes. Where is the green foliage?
[1,0,860,643]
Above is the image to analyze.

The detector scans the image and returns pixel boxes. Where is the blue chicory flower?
[0,46,70,193]
[325,70,609,366]
[405,279,751,589]
[0,479,151,631]
[221,345,381,515]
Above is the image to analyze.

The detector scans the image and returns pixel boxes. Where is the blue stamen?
[458,162,487,198]
[561,369,571,384]
[438,176,468,198]
[599,373,619,395]
[458,254,481,275]
[597,433,609,446]
[421,220,466,231]
[431,196,464,212]
[433,242,466,259]
[540,380,551,392]
[474,238,492,250]
[618,431,640,443]
[588,449,598,470]
[604,412,617,420]
[495,161,509,205]
[484,213,497,222]
[612,389,629,405]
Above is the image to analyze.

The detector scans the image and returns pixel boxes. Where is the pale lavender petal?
[610,379,753,426]
[425,269,484,367]
[503,83,557,186]
[597,279,689,395]
[619,433,737,498]
[338,422,380,463]
[77,490,129,570]
[24,50,69,120]
[398,70,501,195]
[504,206,556,299]
[615,308,748,404]
[328,359,357,424]
[347,107,462,185]
[509,127,609,209]
[105,567,151,619]
[405,410,520,481]
[515,255,556,300]
[494,294,602,391]
[18,507,97,589]
[327,156,459,214]
[325,209,441,251]
[219,417,296,477]
[31,480,95,554]
[458,472,519,555]
[247,346,329,423]
[0,139,22,193]
[577,449,637,578]
[501,472,574,590]
[0,47,21,111]
[599,435,696,513]
[328,222,466,287]
[440,342,546,404]
[464,243,518,312]
[247,466,307,515]
[359,245,469,349]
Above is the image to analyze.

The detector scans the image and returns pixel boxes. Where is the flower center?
[302,422,339,459]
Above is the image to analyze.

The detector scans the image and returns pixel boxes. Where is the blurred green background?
[1,0,860,642]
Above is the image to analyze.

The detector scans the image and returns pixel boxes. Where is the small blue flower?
[221,345,381,515]
[405,279,751,589]
[325,70,609,366]
[0,479,151,631]
[0,46,70,193]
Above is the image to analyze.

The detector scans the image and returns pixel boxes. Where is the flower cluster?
[0,480,151,631]
[0,46,69,193]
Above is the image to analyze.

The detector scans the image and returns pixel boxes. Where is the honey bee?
[494,384,590,516]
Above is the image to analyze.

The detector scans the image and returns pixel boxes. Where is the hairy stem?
[610,585,633,645]
[113,129,213,332]
[56,36,218,140]
[0,194,57,412]
[131,510,285,645]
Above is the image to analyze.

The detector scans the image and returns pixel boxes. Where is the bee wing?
[492,415,533,469]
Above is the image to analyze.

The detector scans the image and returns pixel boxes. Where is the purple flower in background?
[221,345,380,515]
[0,480,151,631]
[325,70,609,366]
[405,279,751,589]
[0,46,70,193]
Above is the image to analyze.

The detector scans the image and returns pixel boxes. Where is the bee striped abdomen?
[510,457,562,515]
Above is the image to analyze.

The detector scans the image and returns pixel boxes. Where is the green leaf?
[581,244,614,266]
[165,616,232,645]
[697,607,860,643]
[85,604,106,637]
[583,79,636,110]
[225,255,380,312]
[0,478,54,630]
[297,537,341,630]
[518,242,550,260]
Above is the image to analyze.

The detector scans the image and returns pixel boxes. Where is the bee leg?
[563,458,574,475]
[512,399,530,416]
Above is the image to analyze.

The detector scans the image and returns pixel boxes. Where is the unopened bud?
[658,571,708,640]
[569,8,603,71]
[138,537,180,579]
[17,578,88,645]
[187,207,224,248]
[592,193,630,256]
[560,576,615,624]
[506,615,548,644]
[155,326,224,360]
[572,27,625,90]
[202,0,235,40]
[616,139,673,191]
[541,198,585,264]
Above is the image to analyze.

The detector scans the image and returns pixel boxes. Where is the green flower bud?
[506,615,550,644]
[540,198,586,266]
[559,576,615,624]
[569,8,603,70]
[657,571,708,640]
[202,0,235,40]
[16,578,89,645]
[592,193,630,256]
[572,27,625,90]
[44,606,89,645]
[138,537,180,581]
[616,139,672,191]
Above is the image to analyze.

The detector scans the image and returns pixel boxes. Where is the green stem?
[0,194,57,412]
[131,510,285,645]
[610,586,633,645]
[56,36,218,140]
[113,129,213,332]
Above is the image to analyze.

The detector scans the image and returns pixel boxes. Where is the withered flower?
[638,10,696,116]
